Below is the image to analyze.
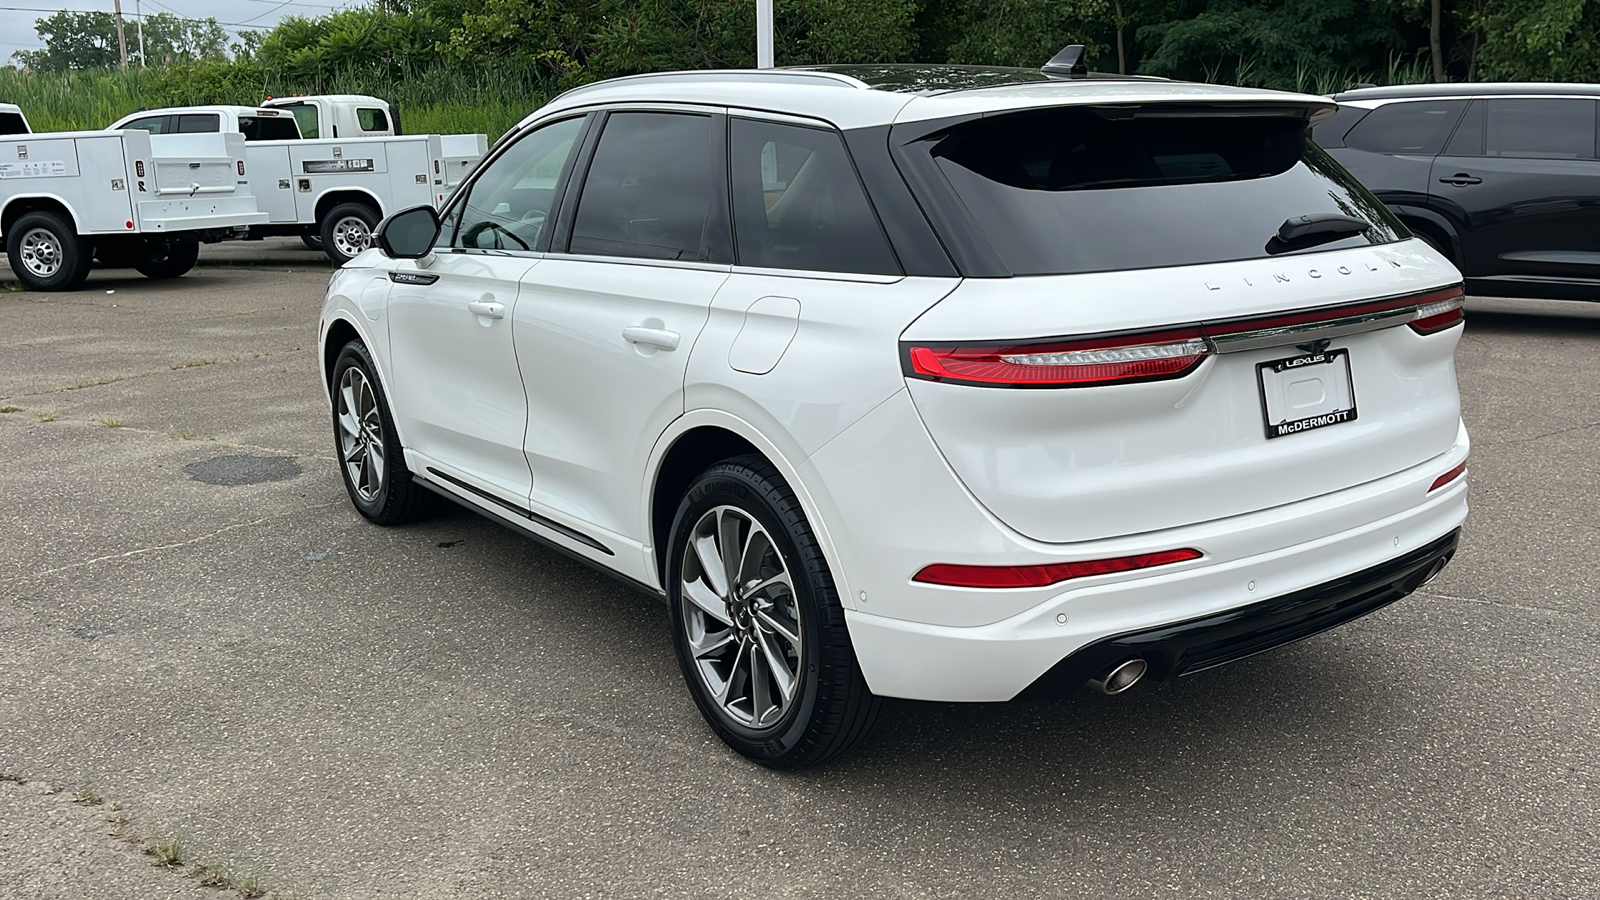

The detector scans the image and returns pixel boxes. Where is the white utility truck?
[0,103,30,135]
[108,99,487,264]
[1,129,266,291]
[260,94,400,139]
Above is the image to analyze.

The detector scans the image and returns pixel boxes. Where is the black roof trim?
[1332,82,1600,101]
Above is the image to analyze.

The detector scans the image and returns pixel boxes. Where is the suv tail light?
[914,548,1202,589]
[905,328,1209,388]
[1429,461,1467,492]
[905,286,1465,388]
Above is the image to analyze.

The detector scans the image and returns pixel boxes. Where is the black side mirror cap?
[375,205,441,259]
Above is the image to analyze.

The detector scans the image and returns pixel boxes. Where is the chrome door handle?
[467,300,505,319]
[622,326,681,351]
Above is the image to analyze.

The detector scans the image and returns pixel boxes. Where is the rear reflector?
[1429,461,1467,492]
[906,329,1209,388]
[913,548,1202,589]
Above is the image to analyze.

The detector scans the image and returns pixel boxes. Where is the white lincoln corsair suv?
[318,53,1469,767]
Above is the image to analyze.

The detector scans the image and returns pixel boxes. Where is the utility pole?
[113,0,128,69]
[136,0,145,67]
[756,0,773,68]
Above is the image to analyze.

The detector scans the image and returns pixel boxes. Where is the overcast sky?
[2,0,360,61]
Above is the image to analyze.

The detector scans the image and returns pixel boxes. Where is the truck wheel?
[5,211,91,291]
[301,234,325,251]
[131,240,200,280]
[320,203,379,265]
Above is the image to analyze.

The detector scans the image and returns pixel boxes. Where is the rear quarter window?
[0,112,27,135]
[1342,100,1467,154]
[912,106,1404,277]
[357,108,389,132]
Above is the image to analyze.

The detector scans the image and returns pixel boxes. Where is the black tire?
[329,341,433,526]
[132,240,199,280]
[666,455,879,768]
[5,210,91,291]
[301,234,325,251]
[319,202,380,265]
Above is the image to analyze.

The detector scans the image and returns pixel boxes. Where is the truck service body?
[1,128,265,290]
[108,99,488,263]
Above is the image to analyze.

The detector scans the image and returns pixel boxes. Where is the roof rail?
[556,68,869,102]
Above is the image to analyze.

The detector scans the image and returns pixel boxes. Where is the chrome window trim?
[1209,306,1421,354]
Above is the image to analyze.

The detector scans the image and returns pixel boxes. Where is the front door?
[385,114,589,501]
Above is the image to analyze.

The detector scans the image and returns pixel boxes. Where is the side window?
[1442,101,1484,156]
[1483,98,1596,160]
[177,114,220,133]
[729,118,899,275]
[569,112,718,261]
[281,104,318,139]
[452,116,585,252]
[1343,101,1467,155]
[239,116,300,141]
[356,108,388,132]
[121,116,168,135]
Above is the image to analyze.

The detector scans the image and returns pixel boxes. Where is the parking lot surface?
[1,246,1597,899]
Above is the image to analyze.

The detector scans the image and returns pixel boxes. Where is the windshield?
[918,106,1404,276]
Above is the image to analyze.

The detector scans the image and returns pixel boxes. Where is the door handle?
[622,326,681,351]
[1438,173,1482,186]
[467,300,505,319]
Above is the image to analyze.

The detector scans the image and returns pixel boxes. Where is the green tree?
[13,10,122,71]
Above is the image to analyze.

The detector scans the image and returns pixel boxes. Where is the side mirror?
[375,205,441,259]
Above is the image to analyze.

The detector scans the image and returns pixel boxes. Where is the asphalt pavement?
[1,244,1597,899]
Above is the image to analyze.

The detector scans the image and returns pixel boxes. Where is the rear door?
[894,103,1464,544]
[1428,97,1600,284]
[512,108,729,545]
[1324,99,1467,207]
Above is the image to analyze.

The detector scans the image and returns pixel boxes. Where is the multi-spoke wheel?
[320,203,379,265]
[5,211,91,292]
[329,341,431,525]
[668,456,879,768]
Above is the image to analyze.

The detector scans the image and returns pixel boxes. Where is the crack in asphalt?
[1416,589,1575,617]
[7,499,342,584]
[1,347,306,401]
[1477,419,1600,447]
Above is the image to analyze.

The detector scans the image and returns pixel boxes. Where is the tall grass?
[0,61,554,139]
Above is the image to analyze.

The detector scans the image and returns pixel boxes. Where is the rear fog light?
[913,548,1202,589]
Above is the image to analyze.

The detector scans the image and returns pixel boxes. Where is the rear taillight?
[912,548,1202,589]
[1429,461,1467,492]
[1409,291,1465,334]
[906,329,1209,388]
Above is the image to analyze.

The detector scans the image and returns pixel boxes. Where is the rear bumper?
[1015,528,1458,698]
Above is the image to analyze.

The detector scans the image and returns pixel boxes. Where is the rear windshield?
[919,107,1404,276]
[0,112,27,135]
[240,115,300,141]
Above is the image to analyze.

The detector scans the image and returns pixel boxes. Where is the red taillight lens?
[1429,461,1467,492]
[913,548,1202,589]
[906,328,1209,388]
[1409,290,1465,334]
[237,160,246,176]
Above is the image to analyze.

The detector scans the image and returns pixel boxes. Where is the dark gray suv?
[1317,83,1600,302]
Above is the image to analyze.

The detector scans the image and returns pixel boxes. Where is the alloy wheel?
[679,505,804,730]
[336,366,386,503]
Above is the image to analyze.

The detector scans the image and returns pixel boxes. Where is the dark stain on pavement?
[184,454,302,486]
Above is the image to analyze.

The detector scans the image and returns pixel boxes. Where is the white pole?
[756,0,773,68]
[113,0,128,69]
[135,0,145,67]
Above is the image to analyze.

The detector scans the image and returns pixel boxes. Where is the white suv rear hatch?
[895,100,1465,544]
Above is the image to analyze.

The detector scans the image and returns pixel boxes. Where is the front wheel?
[320,203,379,265]
[330,341,432,525]
[132,240,199,279]
[667,456,879,768]
[5,211,91,291]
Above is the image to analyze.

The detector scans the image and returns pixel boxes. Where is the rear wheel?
[132,240,199,280]
[320,203,379,265]
[330,341,433,525]
[6,211,90,291]
[301,234,325,251]
[667,456,879,768]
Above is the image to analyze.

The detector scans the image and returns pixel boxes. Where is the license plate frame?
[1257,348,1358,440]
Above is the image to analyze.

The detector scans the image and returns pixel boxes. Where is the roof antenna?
[1042,44,1089,79]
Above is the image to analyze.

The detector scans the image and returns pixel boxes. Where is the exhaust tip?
[1089,658,1148,695]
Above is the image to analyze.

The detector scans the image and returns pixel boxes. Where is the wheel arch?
[1,195,81,241]
[1388,204,1463,264]
[644,412,853,608]
[313,188,384,225]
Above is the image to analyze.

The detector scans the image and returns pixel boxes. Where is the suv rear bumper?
[1014,528,1458,699]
